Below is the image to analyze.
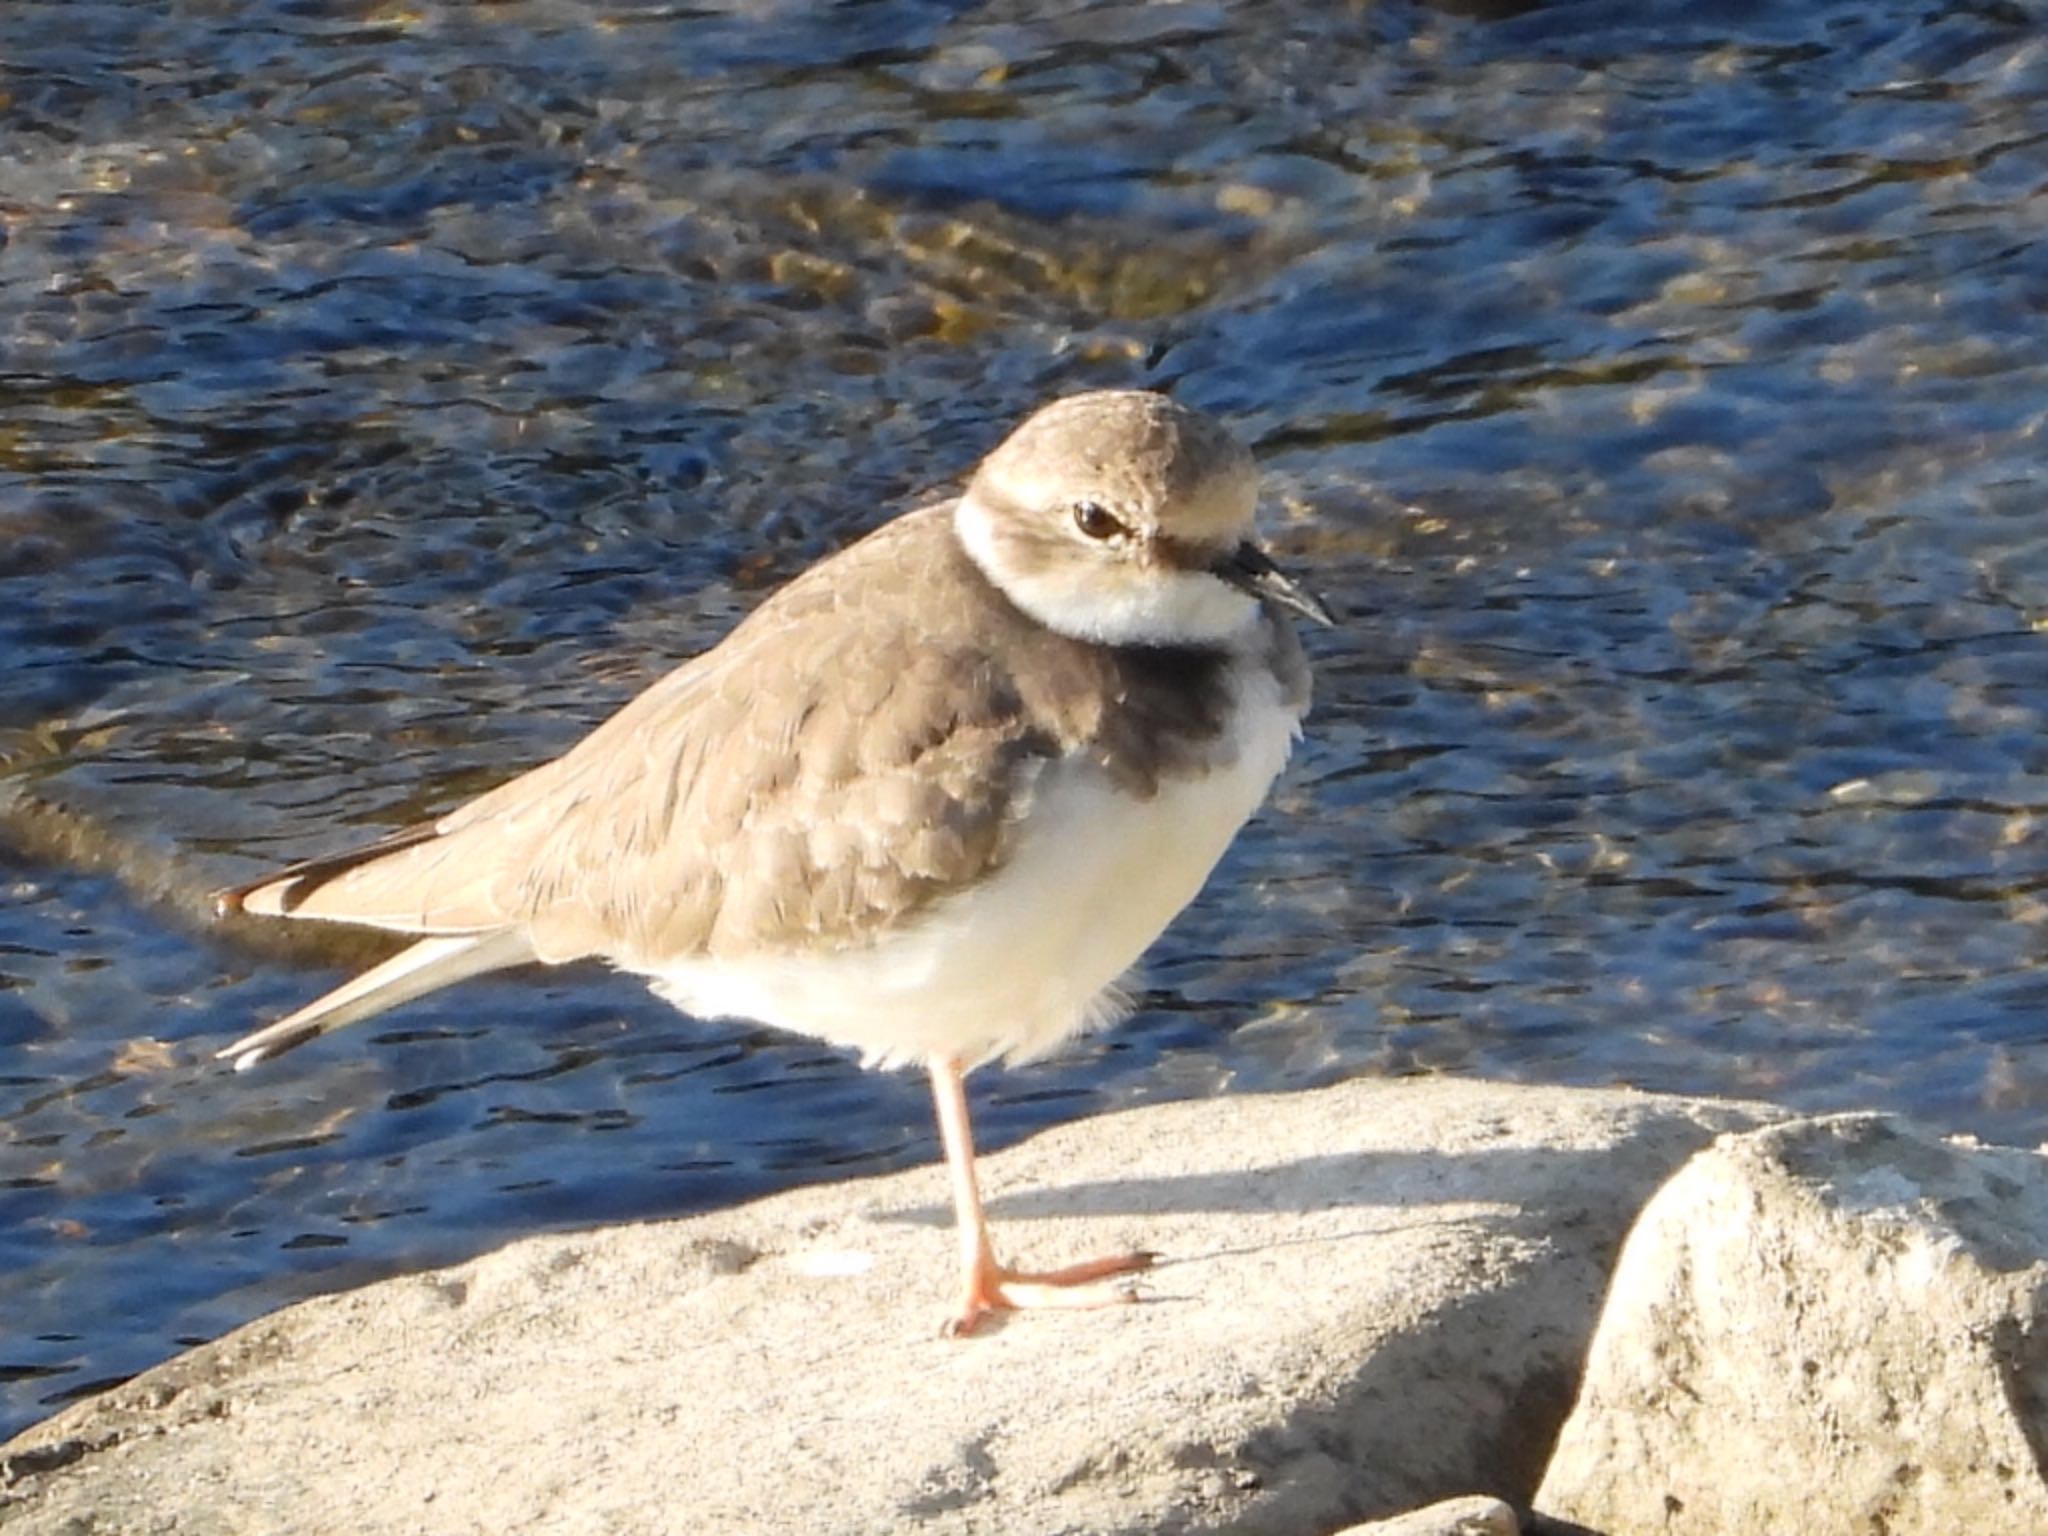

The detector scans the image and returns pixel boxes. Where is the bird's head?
[955,391,1333,648]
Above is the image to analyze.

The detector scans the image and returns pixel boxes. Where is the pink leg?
[928,1057,1156,1337]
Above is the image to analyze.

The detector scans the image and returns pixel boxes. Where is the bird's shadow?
[873,1142,1677,1235]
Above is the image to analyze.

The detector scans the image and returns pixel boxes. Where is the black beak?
[1215,541,1338,627]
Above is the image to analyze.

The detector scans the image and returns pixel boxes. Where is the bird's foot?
[942,1250,1158,1338]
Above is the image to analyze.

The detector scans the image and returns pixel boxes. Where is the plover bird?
[217,390,1330,1335]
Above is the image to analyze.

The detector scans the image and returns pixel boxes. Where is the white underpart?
[639,660,1302,1069]
[954,494,1259,647]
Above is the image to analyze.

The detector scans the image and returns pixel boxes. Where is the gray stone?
[1,1078,1766,1536]
[1332,1493,1519,1534]
[1536,1114,2048,1536]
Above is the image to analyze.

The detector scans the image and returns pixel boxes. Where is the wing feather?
[214,505,1059,967]
[215,502,1254,971]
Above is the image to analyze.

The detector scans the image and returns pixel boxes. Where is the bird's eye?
[1072,501,1126,541]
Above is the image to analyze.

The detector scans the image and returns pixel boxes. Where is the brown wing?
[220,501,1263,967]
[216,820,442,917]
[221,505,1063,965]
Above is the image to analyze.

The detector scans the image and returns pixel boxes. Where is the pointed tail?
[219,928,537,1071]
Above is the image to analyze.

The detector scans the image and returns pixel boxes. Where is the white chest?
[640,657,1303,1068]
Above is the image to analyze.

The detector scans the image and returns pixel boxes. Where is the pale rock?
[1332,1492,1519,1534]
[1536,1113,2048,1536]
[0,1079,1766,1536]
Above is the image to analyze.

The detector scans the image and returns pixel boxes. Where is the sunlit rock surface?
[1537,1114,2048,1536]
[0,1078,1764,1536]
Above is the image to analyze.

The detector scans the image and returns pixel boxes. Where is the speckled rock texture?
[0,1078,1764,1536]
[1537,1114,2048,1536]
[1333,1493,1520,1535]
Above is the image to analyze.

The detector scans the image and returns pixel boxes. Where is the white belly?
[639,661,1301,1068]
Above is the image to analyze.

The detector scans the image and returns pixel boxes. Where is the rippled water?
[4,0,2047,1438]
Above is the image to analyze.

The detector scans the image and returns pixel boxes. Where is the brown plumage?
[219,506,1290,965]
[217,389,1326,1334]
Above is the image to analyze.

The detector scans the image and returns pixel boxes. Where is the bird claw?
[941,1250,1159,1338]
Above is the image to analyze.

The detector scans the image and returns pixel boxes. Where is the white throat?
[954,494,1260,648]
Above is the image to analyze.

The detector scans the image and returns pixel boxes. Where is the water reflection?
[4,0,2047,1440]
